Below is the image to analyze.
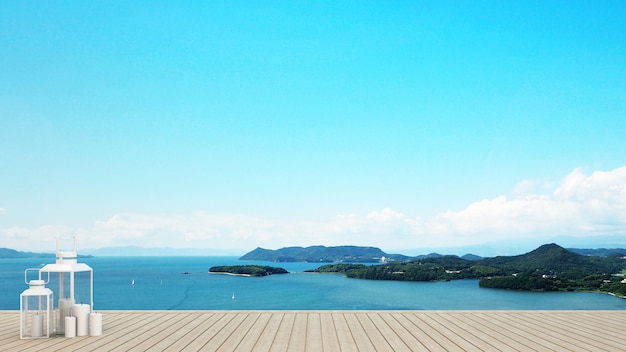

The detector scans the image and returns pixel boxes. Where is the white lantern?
[20,278,53,339]
[39,236,93,334]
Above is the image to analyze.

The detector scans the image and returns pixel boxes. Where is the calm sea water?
[2,256,626,310]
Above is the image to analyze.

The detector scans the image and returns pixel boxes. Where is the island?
[307,244,626,297]
[240,245,409,262]
[208,265,288,277]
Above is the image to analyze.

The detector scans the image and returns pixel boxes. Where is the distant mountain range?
[81,246,242,257]
[240,245,408,263]
[239,245,626,263]
[2,244,625,260]
[567,248,626,257]
[0,248,92,259]
[0,246,236,258]
[393,235,626,257]
[0,248,55,259]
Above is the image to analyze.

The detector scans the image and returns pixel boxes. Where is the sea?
[3,256,626,311]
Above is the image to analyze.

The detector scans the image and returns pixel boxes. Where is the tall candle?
[74,304,91,336]
[64,316,76,338]
[89,312,102,336]
[58,298,74,334]
[31,313,43,337]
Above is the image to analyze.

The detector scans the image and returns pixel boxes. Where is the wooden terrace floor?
[1,310,624,351]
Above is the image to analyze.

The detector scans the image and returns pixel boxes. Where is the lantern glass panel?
[20,284,53,339]
[74,271,92,304]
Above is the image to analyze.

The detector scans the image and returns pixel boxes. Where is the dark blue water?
[3,257,625,310]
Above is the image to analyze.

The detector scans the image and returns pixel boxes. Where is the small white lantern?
[20,278,54,339]
[39,236,93,334]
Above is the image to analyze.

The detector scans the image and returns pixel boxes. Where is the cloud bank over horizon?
[2,165,625,255]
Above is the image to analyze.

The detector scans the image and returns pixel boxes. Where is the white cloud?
[423,165,626,245]
[2,166,626,254]
[366,208,404,221]
[326,166,626,248]
[91,212,277,248]
[511,179,537,196]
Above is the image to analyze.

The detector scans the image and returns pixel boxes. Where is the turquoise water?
[3,256,625,310]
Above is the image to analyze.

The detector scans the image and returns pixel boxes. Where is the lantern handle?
[24,268,49,285]
[56,235,77,255]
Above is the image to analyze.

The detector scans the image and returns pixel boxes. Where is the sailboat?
[232,292,235,300]
[132,279,135,286]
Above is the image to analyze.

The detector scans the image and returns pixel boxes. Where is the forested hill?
[312,244,625,278]
[478,243,625,275]
[308,244,626,296]
[240,245,409,263]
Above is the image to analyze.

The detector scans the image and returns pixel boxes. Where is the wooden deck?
[1,310,624,351]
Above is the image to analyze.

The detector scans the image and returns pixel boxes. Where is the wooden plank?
[482,313,571,351]
[245,312,282,352]
[391,312,446,351]
[1,311,626,352]
[575,311,625,335]
[430,312,515,351]
[416,312,483,351]
[365,312,412,352]
[331,312,358,352]
[106,313,181,352]
[581,310,626,326]
[460,312,545,351]
[233,312,271,352]
[188,312,248,352]
[164,312,222,351]
[285,312,307,352]
[0,311,17,336]
[304,313,321,352]
[180,313,238,352]
[141,312,213,351]
[538,312,625,346]
[0,311,30,352]
[209,313,250,351]
[354,313,394,351]
[216,312,262,352]
[343,313,376,352]
[113,313,188,351]
[477,312,562,351]
[127,313,200,351]
[23,312,160,352]
[377,312,429,351]
[403,312,464,351]
[269,312,295,352]
[319,312,340,352]
[513,312,616,352]
[62,312,151,352]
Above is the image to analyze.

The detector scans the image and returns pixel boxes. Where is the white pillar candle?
[58,298,74,334]
[89,312,102,336]
[64,316,76,338]
[74,304,91,336]
[31,313,43,337]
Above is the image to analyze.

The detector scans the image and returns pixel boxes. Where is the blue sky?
[1,1,625,255]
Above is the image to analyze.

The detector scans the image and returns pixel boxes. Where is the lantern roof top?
[39,262,92,273]
[21,282,53,296]
[38,236,93,272]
